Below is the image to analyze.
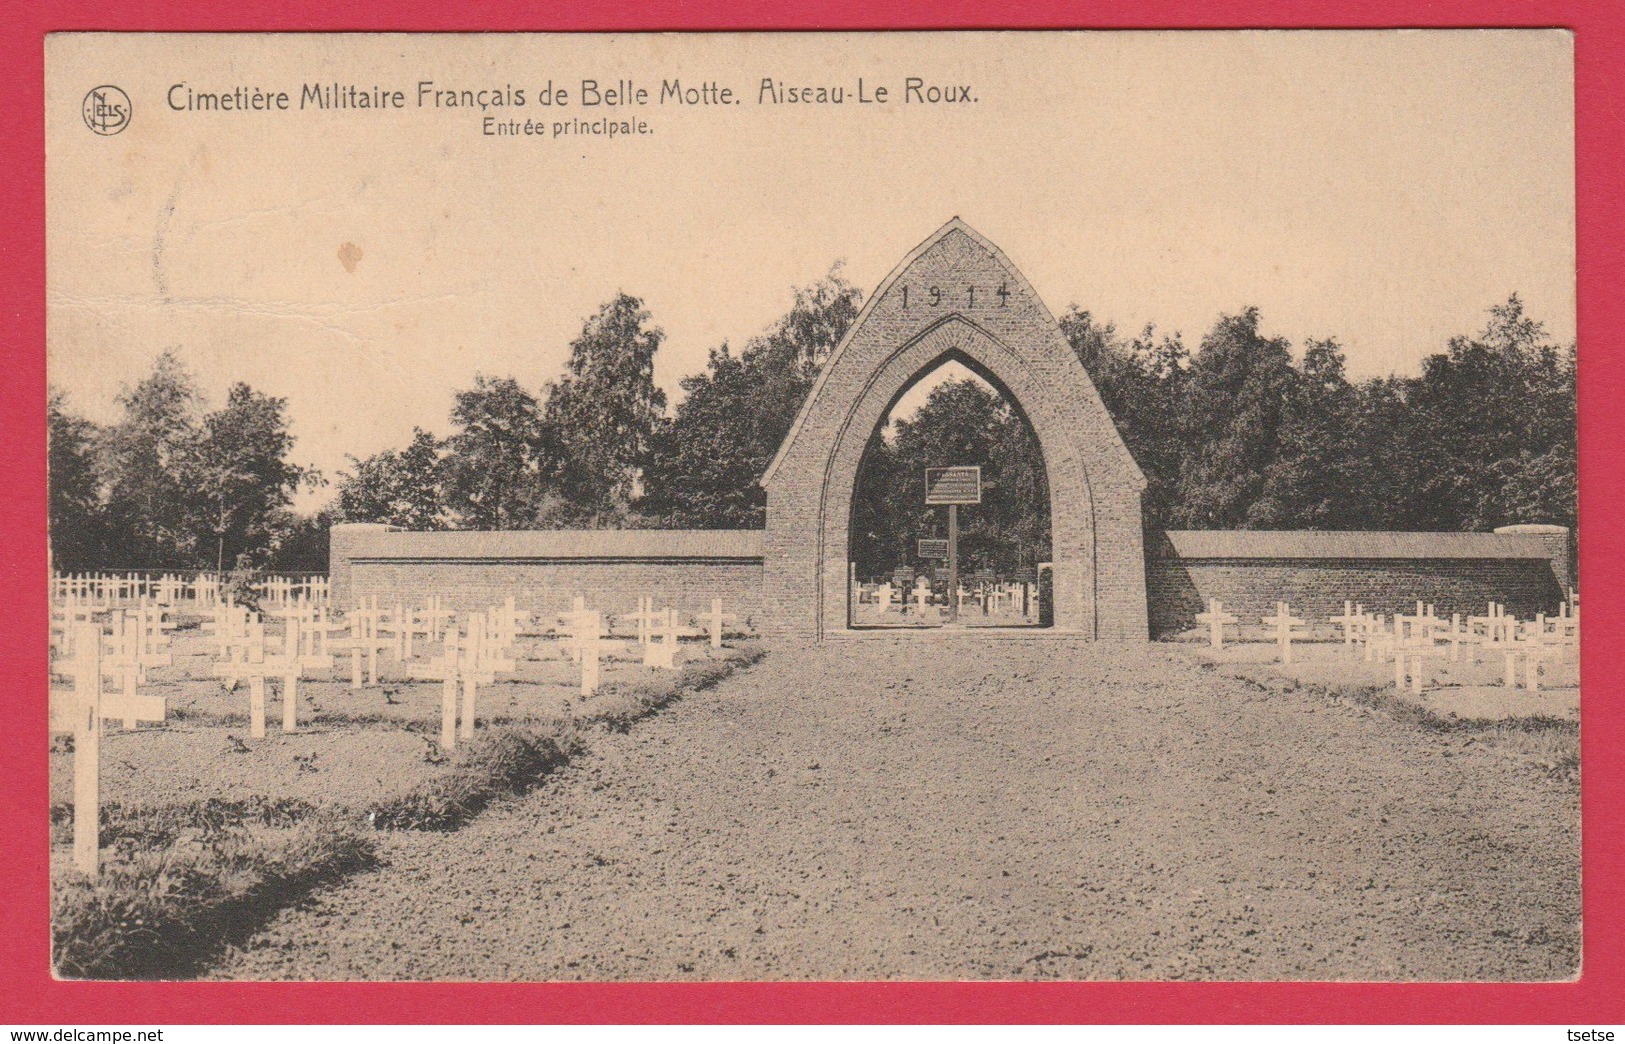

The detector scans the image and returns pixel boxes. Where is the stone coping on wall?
[335,525,764,562]
[1151,529,1562,561]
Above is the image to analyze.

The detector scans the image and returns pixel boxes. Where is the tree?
[1494,445,1578,529]
[47,389,104,572]
[1172,308,1301,528]
[443,376,548,529]
[265,507,335,573]
[336,427,449,530]
[640,268,863,527]
[1403,295,1576,531]
[179,383,316,572]
[638,341,765,527]
[542,294,668,525]
[1254,337,1369,529]
[1061,310,1190,530]
[96,350,202,567]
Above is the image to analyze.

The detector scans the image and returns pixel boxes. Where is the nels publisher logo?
[82,85,131,135]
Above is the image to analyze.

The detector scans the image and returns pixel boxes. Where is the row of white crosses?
[858,578,1036,618]
[854,579,924,615]
[49,597,100,656]
[51,572,161,605]
[259,575,331,607]
[150,573,219,607]
[1197,594,1578,692]
[204,594,482,740]
[332,589,739,739]
[329,596,395,688]
[1194,598,1300,655]
[50,597,178,656]
[51,623,170,877]
[51,571,331,609]
[555,594,733,698]
[1335,599,1576,692]
[200,590,735,742]
[54,589,741,876]
[623,595,733,651]
[371,595,456,662]
[973,581,1036,617]
[566,596,674,681]
[51,571,227,608]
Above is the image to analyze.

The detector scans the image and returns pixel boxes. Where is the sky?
[45,31,1575,510]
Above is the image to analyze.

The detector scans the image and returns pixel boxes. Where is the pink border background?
[2,1,1619,1023]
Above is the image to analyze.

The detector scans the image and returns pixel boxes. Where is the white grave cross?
[261,615,333,733]
[560,609,626,695]
[209,617,278,738]
[1329,601,1364,648]
[709,598,737,649]
[1261,602,1306,664]
[328,604,394,688]
[644,608,682,670]
[1195,599,1239,650]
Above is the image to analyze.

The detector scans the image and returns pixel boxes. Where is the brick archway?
[760,219,1149,640]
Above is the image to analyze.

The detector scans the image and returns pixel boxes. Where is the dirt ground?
[212,637,1580,982]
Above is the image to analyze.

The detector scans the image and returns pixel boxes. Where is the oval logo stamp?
[82,85,131,135]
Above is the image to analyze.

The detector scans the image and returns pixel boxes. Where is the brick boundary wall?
[347,559,766,625]
[1492,523,1574,593]
[1147,528,1572,639]
[329,524,766,626]
[331,523,1570,642]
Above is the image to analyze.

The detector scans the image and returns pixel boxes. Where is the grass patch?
[366,723,584,831]
[50,796,325,849]
[52,813,375,979]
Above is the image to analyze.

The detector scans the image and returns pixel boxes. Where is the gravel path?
[216,639,1579,981]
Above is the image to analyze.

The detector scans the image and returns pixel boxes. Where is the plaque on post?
[924,466,982,505]
[925,466,981,624]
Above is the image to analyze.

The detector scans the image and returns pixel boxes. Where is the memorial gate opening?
[759,218,1150,639]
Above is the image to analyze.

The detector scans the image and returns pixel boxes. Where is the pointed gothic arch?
[761,218,1150,639]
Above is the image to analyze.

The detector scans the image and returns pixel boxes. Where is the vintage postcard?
[44,30,1578,983]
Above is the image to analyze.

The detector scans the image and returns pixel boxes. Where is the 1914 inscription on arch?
[760,218,1151,640]
[895,281,1012,311]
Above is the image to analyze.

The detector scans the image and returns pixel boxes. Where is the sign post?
[924,466,982,625]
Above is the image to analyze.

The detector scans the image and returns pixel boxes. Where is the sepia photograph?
[42,30,1579,984]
